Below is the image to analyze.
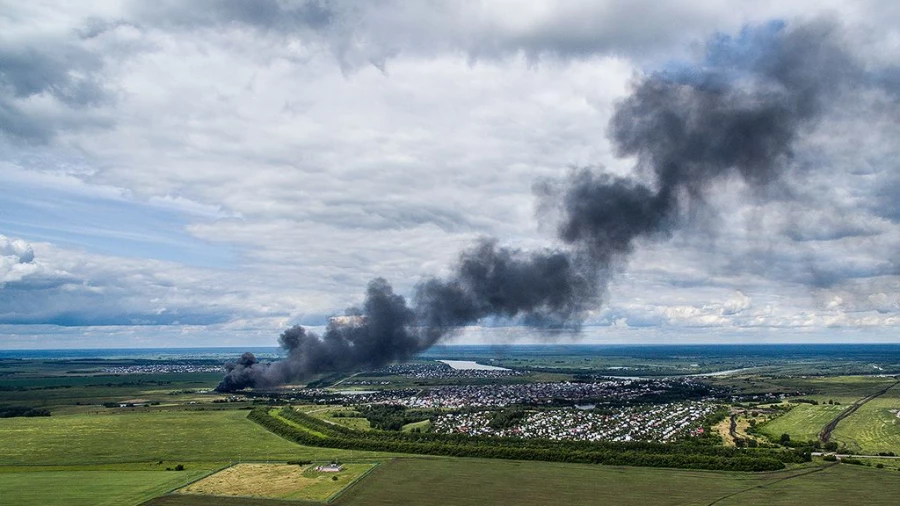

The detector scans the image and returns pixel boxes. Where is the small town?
[343,378,710,408]
[100,364,223,374]
[432,402,718,443]
[365,362,526,380]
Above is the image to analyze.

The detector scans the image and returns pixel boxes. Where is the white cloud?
[2,2,900,345]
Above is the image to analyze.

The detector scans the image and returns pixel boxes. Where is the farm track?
[728,414,738,441]
[819,380,900,443]
[704,463,838,506]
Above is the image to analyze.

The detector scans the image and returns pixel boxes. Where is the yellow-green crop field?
[832,389,900,454]
[757,403,845,442]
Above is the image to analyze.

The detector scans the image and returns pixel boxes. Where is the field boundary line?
[704,463,837,506]
[324,460,383,504]
[137,462,234,506]
[160,462,234,494]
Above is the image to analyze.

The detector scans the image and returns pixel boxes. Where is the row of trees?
[0,405,50,418]
[248,407,807,472]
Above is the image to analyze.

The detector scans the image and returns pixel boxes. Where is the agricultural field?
[142,495,319,506]
[332,457,900,506]
[711,375,897,403]
[757,403,846,442]
[298,405,373,431]
[0,467,209,506]
[831,386,900,454]
[714,464,900,505]
[0,409,396,466]
[177,462,376,502]
[3,349,900,505]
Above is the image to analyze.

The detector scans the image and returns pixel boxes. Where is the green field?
[711,375,897,404]
[0,372,225,410]
[331,457,900,506]
[0,409,396,466]
[4,355,900,506]
[715,464,900,505]
[757,404,846,442]
[299,405,372,431]
[0,468,208,506]
[832,385,900,454]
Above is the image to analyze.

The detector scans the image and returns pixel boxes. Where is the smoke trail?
[217,20,874,391]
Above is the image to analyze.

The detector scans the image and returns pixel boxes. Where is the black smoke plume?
[217,20,878,391]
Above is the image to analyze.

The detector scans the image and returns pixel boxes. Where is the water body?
[437,360,510,371]
[688,367,758,377]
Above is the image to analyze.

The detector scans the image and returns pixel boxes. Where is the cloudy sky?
[2,0,900,348]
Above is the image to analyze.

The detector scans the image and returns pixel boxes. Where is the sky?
[2,0,900,348]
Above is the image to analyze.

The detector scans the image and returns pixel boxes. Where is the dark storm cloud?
[0,46,104,104]
[128,0,334,35]
[0,278,234,326]
[0,34,108,142]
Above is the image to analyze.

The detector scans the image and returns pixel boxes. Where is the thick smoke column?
[217,20,875,391]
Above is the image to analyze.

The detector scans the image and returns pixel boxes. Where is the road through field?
[820,380,900,443]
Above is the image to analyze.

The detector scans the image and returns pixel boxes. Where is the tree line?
[248,406,808,472]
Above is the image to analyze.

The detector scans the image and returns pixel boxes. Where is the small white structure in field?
[316,463,344,472]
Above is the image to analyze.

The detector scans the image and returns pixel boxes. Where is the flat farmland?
[334,458,900,506]
[757,404,845,442]
[177,463,376,502]
[142,495,318,505]
[333,457,801,506]
[0,468,208,506]
[832,386,900,454]
[715,464,900,505]
[711,375,897,403]
[0,409,397,466]
[793,376,897,404]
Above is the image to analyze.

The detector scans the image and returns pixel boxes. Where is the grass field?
[796,376,898,404]
[757,404,846,442]
[832,384,900,453]
[300,405,372,431]
[0,372,225,410]
[0,409,397,466]
[710,375,897,404]
[715,463,900,505]
[333,458,900,506]
[332,457,798,506]
[0,469,208,506]
[401,420,432,432]
[142,495,318,505]
[177,463,375,501]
